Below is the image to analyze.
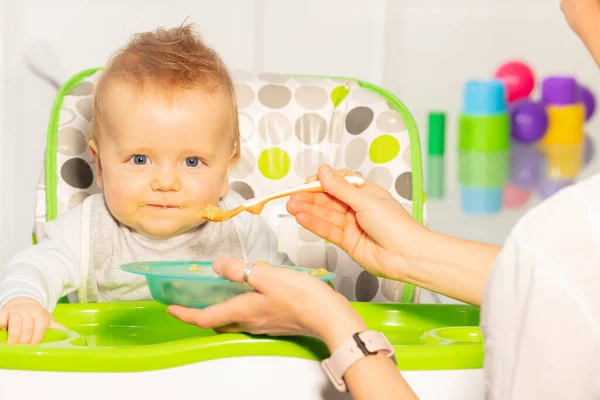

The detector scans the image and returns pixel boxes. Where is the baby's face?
[90,82,237,240]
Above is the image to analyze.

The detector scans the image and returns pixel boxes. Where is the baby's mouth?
[146,204,183,209]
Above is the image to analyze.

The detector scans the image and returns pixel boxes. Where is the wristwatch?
[321,330,397,392]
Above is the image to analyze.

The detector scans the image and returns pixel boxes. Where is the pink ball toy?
[494,61,535,103]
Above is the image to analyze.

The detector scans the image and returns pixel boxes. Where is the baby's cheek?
[188,177,221,201]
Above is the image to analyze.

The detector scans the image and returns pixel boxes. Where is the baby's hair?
[90,23,239,154]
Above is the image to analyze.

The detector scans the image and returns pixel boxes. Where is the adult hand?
[168,258,418,400]
[167,258,366,350]
[286,164,426,282]
[561,0,600,35]
[561,0,600,67]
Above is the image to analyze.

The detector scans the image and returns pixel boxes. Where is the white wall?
[0,0,598,263]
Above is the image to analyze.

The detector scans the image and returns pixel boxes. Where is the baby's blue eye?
[185,157,200,167]
[131,155,148,165]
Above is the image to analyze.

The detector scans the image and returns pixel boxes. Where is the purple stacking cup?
[542,76,581,106]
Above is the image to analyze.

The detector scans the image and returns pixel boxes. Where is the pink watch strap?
[321,330,397,392]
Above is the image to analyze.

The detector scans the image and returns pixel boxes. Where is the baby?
[0,24,291,344]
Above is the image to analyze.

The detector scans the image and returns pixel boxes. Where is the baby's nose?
[151,167,180,192]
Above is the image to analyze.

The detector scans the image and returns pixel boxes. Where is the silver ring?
[242,263,253,285]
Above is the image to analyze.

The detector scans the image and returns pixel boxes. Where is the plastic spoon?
[200,176,365,222]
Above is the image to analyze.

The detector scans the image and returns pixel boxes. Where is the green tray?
[0,302,482,372]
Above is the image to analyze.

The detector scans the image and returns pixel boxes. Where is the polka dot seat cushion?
[34,68,426,304]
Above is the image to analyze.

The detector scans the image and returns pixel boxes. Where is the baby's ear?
[228,144,240,170]
[219,147,239,198]
[88,139,104,190]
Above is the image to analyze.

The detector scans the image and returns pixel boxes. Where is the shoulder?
[509,172,600,259]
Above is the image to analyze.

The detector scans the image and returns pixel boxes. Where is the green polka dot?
[369,135,400,164]
[258,147,291,180]
[331,85,350,108]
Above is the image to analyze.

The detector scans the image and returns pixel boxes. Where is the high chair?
[34,68,427,304]
[0,68,484,400]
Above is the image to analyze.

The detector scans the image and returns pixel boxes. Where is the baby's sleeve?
[0,206,83,312]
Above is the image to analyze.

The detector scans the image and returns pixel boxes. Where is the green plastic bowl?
[120,261,335,309]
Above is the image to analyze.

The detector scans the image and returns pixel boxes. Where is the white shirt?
[482,172,600,399]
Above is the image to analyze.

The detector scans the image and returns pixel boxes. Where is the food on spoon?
[199,204,224,221]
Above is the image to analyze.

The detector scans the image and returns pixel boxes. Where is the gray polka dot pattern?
[76,98,93,122]
[258,112,292,145]
[238,113,255,141]
[326,246,338,272]
[229,181,254,200]
[61,158,93,189]
[59,108,76,126]
[338,277,354,300]
[346,106,374,135]
[295,113,327,145]
[58,127,88,156]
[367,167,393,190]
[295,86,328,110]
[395,172,413,200]
[329,111,344,144]
[355,271,379,301]
[235,84,255,108]
[382,279,405,302]
[345,138,368,169]
[68,81,94,96]
[69,192,90,208]
[258,72,289,84]
[258,85,292,109]
[294,149,327,180]
[231,148,255,179]
[376,110,406,132]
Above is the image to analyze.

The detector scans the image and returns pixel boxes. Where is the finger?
[288,191,349,215]
[7,314,22,344]
[167,305,210,328]
[212,258,274,291]
[286,199,347,229]
[19,314,34,344]
[168,292,258,330]
[295,213,345,248]
[31,317,47,344]
[317,165,373,212]
[0,310,8,330]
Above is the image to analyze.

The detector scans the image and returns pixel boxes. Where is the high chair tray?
[0,301,482,372]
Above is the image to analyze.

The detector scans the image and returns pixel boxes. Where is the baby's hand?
[0,297,65,344]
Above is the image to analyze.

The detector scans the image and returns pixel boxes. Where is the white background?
[1,0,598,264]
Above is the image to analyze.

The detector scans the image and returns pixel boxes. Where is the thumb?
[318,165,371,212]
